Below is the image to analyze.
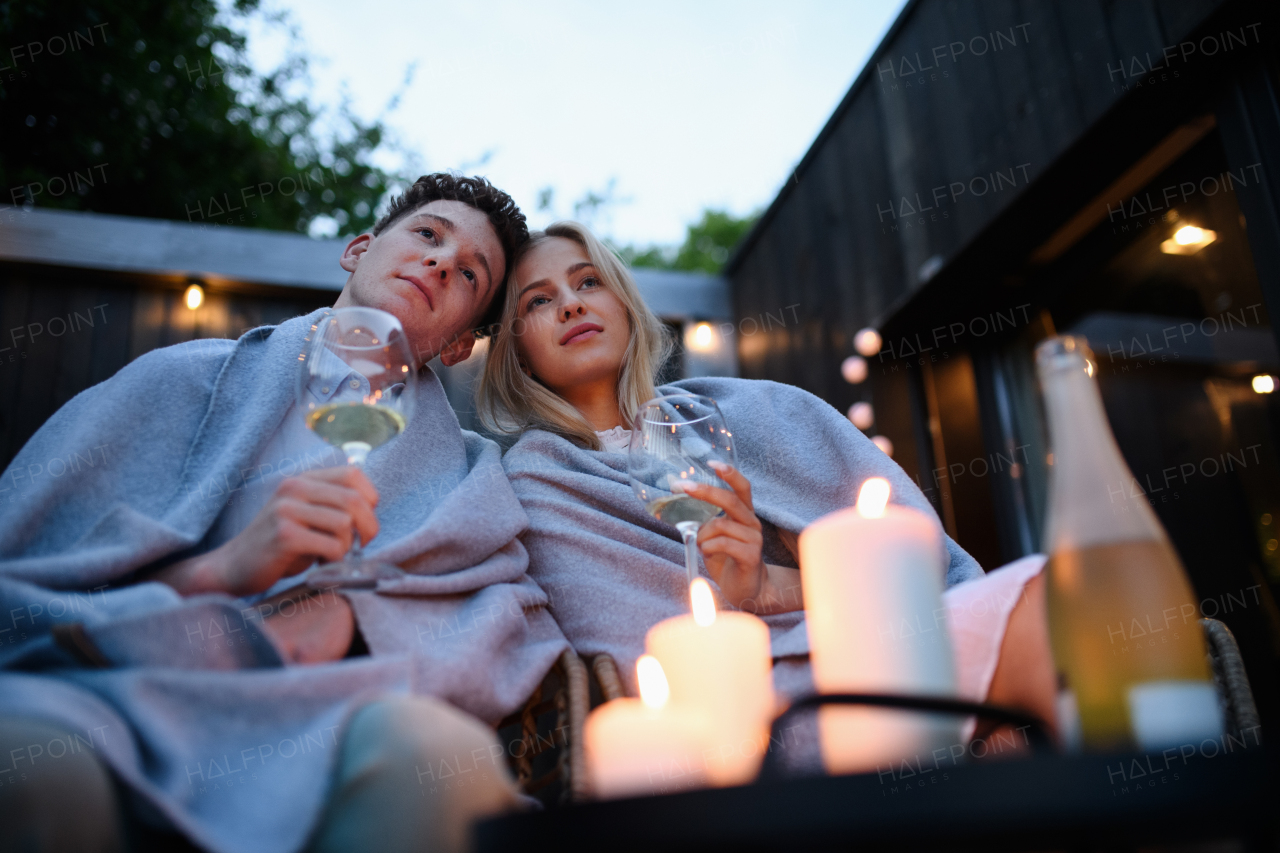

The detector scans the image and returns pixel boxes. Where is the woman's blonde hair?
[476,221,673,450]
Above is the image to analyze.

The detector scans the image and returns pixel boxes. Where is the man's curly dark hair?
[373,173,529,330]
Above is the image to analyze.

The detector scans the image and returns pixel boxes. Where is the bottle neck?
[1040,358,1167,552]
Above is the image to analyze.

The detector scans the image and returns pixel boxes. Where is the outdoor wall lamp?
[1161,225,1217,255]
[184,283,205,310]
[685,321,718,353]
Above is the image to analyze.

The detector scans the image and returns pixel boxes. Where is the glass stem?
[343,451,368,563]
[677,522,700,585]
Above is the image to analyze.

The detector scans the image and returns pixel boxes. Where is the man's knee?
[312,697,519,853]
[347,695,515,792]
[0,717,124,853]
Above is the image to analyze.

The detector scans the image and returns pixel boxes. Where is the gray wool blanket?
[0,309,567,853]
[502,376,982,701]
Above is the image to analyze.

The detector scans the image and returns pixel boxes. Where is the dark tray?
[476,693,1274,852]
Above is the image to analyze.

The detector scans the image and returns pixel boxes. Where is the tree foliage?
[619,208,758,274]
[0,0,401,235]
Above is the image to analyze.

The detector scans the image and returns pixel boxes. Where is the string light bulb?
[848,402,874,430]
[841,356,868,384]
[854,328,882,357]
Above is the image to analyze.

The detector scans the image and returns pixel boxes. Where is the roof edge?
[724,0,922,275]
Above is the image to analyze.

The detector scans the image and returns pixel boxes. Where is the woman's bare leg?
[975,570,1058,745]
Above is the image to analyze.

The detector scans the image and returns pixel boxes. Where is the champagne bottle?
[1036,336,1222,752]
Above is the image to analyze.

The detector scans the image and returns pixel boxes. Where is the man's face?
[334,199,506,367]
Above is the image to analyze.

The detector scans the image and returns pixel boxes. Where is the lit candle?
[645,578,774,786]
[584,656,710,799]
[798,477,960,775]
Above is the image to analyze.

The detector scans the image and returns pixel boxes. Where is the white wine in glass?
[628,394,737,587]
[644,492,723,528]
[305,402,406,462]
[298,307,416,588]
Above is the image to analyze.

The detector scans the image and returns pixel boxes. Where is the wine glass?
[627,394,738,588]
[297,307,416,588]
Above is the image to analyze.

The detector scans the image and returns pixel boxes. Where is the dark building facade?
[728,0,1280,721]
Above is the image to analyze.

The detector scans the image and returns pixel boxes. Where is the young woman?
[478,221,1056,740]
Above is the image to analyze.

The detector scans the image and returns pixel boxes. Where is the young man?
[0,174,567,853]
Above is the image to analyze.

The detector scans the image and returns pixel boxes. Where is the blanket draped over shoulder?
[0,309,566,853]
[502,377,981,697]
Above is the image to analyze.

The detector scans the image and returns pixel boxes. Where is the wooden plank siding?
[0,265,331,468]
[724,0,1256,565]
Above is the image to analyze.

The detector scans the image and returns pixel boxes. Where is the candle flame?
[636,655,670,709]
[856,477,891,518]
[690,577,717,626]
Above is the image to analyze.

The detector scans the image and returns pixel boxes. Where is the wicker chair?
[1201,617,1262,742]
[495,649,587,805]
[496,651,629,805]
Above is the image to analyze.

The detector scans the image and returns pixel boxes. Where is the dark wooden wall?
[736,0,1220,387]
[728,0,1238,546]
[0,263,332,470]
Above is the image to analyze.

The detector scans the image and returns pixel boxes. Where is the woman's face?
[512,237,631,396]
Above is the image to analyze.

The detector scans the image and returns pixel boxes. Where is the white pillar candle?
[584,656,710,799]
[645,579,774,786]
[798,477,960,775]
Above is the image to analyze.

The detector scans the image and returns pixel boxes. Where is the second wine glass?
[627,394,738,588]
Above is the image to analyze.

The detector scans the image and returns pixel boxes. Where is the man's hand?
[156,467,380,597]
[259,588,357,665]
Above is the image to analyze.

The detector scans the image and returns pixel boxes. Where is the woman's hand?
[679,462,802,614]
[155,467,381,598]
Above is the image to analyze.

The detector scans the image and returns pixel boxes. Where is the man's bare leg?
[0,717,125,853]
[307,696,522,853]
